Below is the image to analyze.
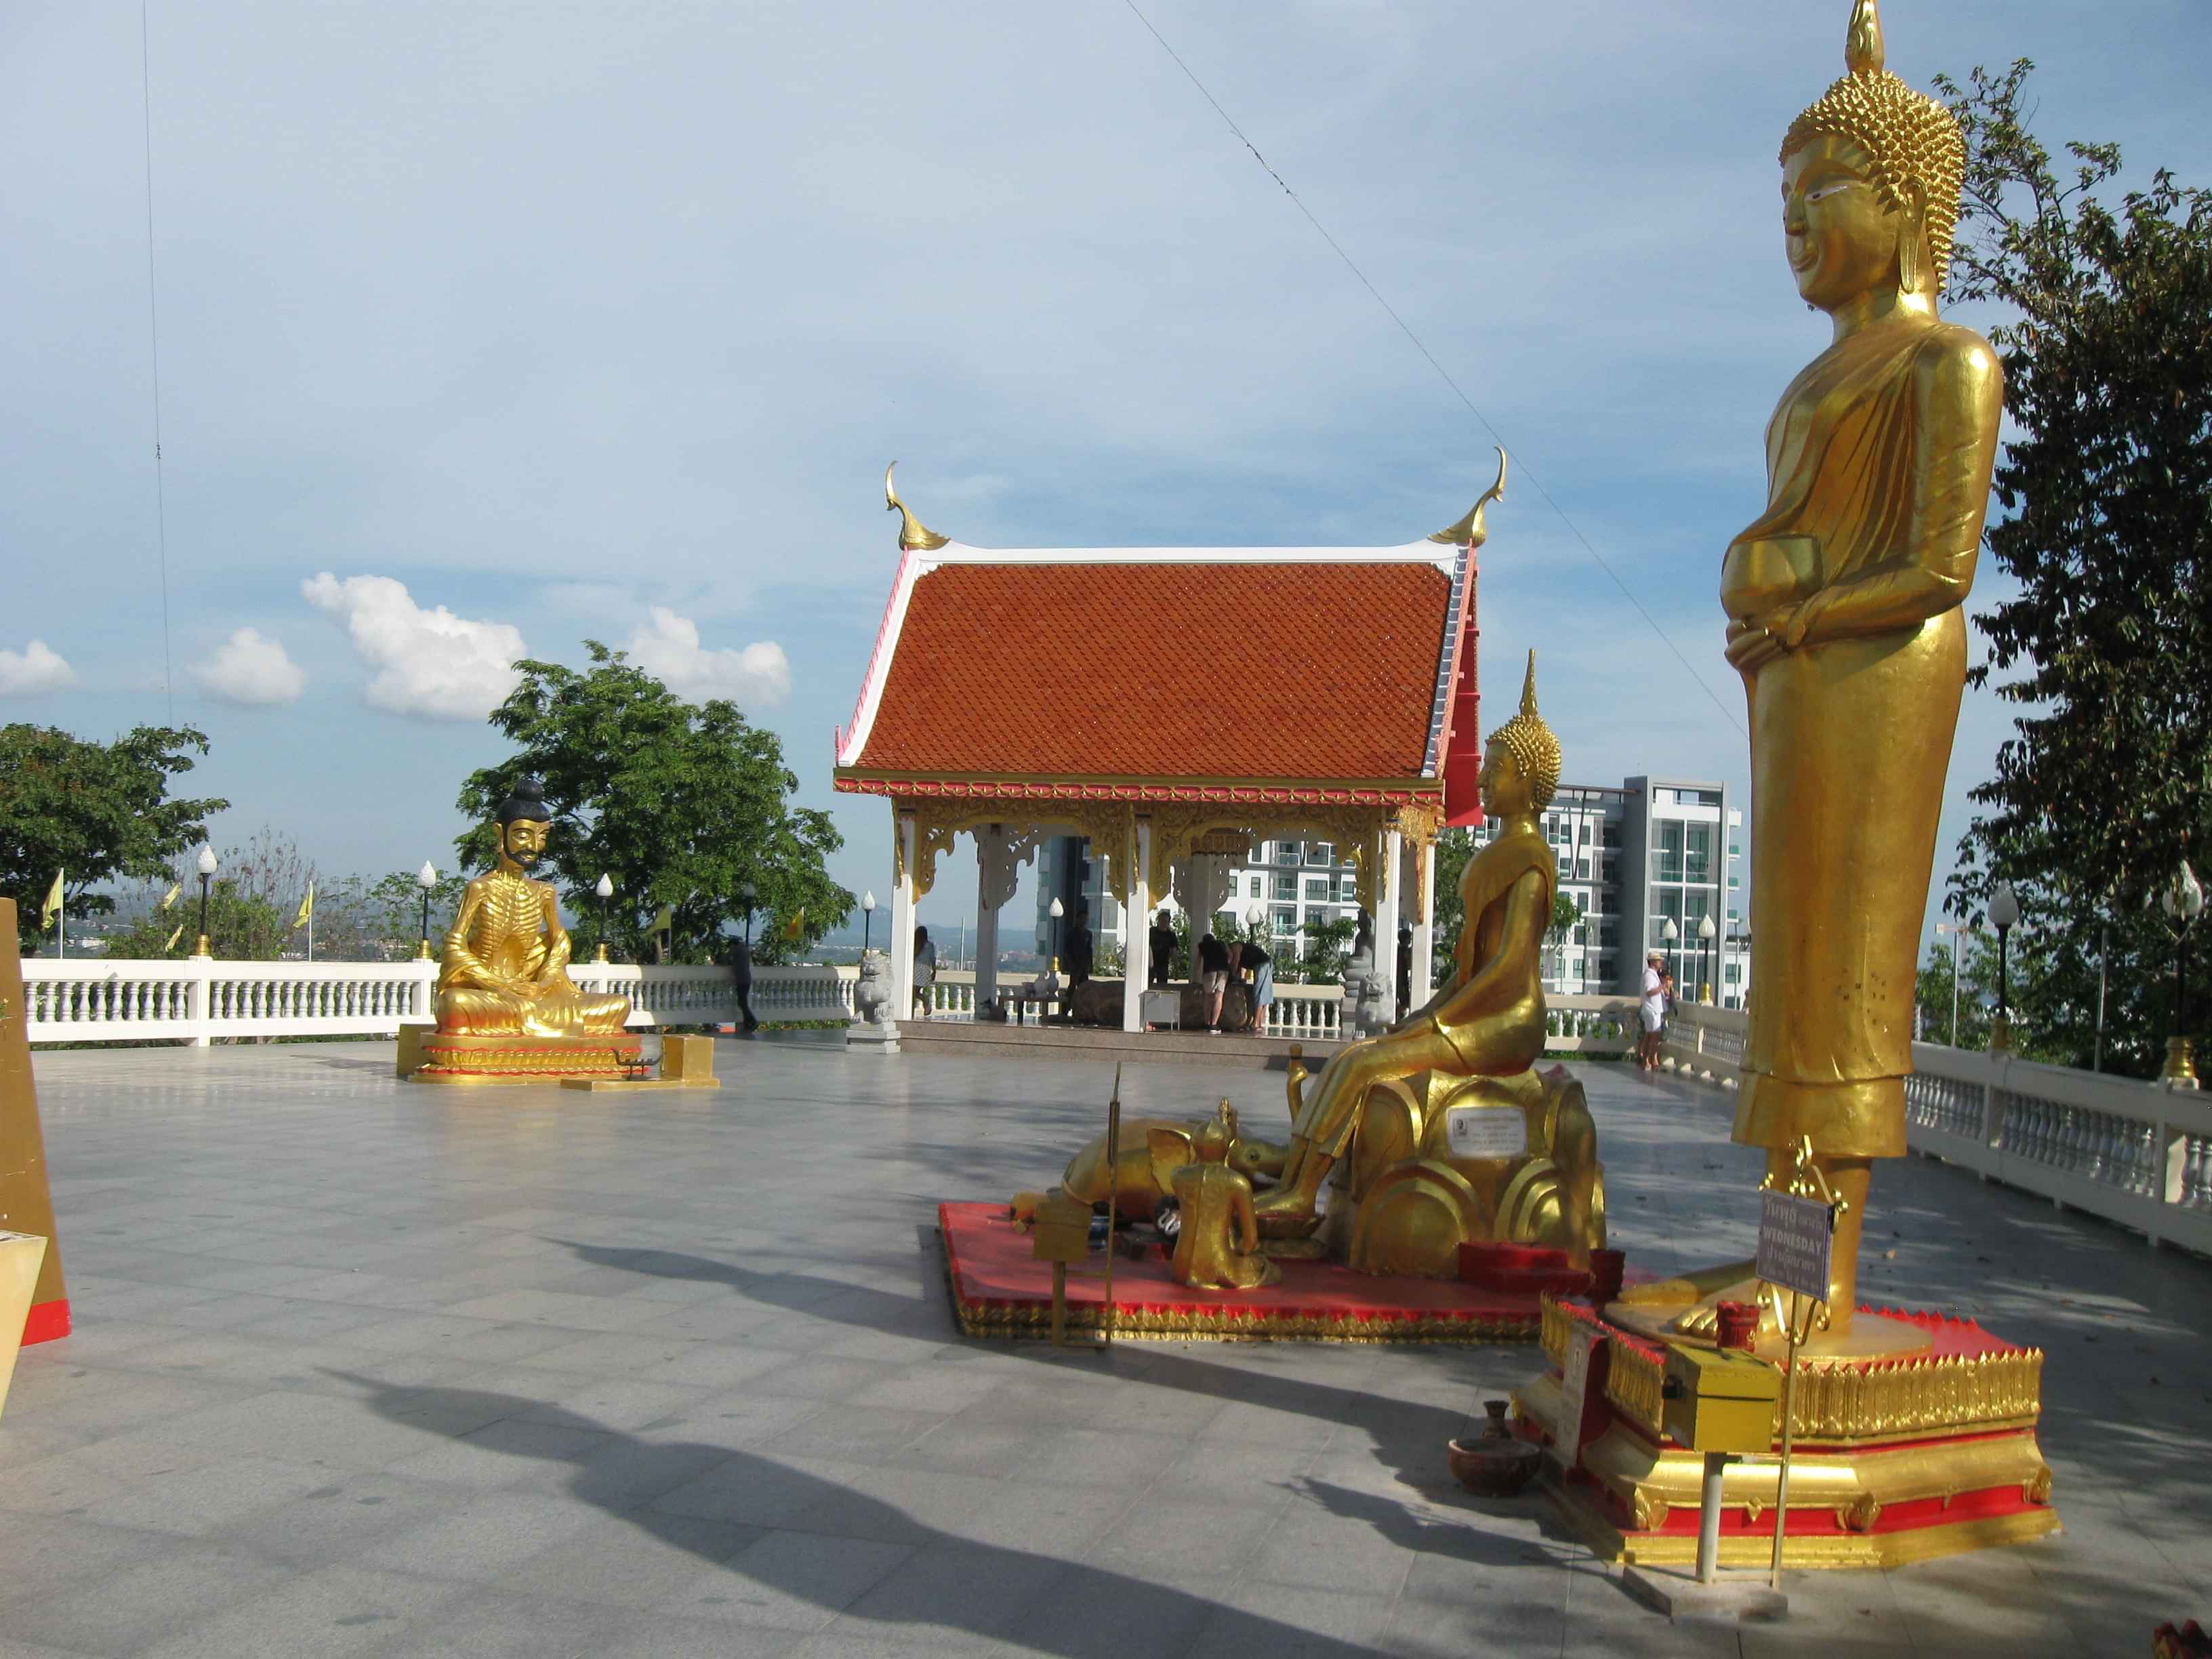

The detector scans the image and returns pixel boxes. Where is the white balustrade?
[23,957,852,1046]
[1654,998,2212,1257]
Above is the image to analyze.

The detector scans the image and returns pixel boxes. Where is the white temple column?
[891,811,917,1017]
[1122,817,1152,1033]
[1411,836,1436,1011]
[1374,826,1403,1024]
[973,857,1000,1019]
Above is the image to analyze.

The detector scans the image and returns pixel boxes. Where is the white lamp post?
[591,873,614,962]
[1048,896,1065,968]
[2159,861,2203,1088]
[861,890,877,956]
[415,861,439,960]
[1933,920,1974,1046]
[1697,913,1717,1004]
[1988,882,2022,1052]
[192,843,219,958]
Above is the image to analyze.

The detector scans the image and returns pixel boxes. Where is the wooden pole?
[1769,1289,1803,1591]
[1099,1065,1121,1350]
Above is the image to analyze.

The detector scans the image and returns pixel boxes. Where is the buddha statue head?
[1480,651,1561,821]
[1780,0,1965,314]
[1192,1113,1233,1166]
[492,777,554,874]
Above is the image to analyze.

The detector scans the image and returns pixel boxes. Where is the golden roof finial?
[1485,649,1562,808]
[1427,447,1509,548]
[1845,0,1885,78]
[884,462,949,552]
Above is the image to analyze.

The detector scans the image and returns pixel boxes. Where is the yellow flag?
[783,907,805,943]
[40,869,63,928]
[159,882,180,912]
[164,923,184,952]
[651,903,674,935]
[293,883,315,930]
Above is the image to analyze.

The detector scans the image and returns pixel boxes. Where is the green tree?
[1,724,228,950]
[455,644,849,964]
[1431,828,1476,982]
[105,827,317,962]
[1933,62,2211,1067]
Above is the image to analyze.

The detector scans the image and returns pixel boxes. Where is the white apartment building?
[1036,777,1748,1004]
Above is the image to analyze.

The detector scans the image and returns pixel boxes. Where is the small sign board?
[1444,1105,1527,1159]
[1755,1190,1835,1303]
[1553,1323,1601,1467]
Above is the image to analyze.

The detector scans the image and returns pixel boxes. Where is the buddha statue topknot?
[1622,0,2002,1348]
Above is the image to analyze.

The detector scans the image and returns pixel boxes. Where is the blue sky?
[4,1,2207,945]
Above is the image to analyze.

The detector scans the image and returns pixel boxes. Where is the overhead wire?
[1119,0,1744,735]
[140,0,176,722]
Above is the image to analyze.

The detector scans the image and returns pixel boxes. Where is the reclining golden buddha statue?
[413,777,636,1084]
[1252,653,1603,1275]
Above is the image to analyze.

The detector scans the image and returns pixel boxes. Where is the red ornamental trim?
[834,777,1438,806]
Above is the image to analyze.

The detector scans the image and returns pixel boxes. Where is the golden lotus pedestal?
[411,1031,644,1086]
[1514,1299,2058,1570]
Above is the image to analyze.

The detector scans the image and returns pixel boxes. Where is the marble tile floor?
[1,1037,2206,1657]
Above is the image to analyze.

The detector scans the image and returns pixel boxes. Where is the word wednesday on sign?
[1755,1189,1835,1303]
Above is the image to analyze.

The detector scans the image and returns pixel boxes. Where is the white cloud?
[624,607,790,708]
[0,639,77,695]
[302,572,525,720]
[191,627,306,706]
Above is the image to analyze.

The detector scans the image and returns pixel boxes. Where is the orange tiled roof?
[840,560,1452,786]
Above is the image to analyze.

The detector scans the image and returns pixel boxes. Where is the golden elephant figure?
[1054,1104,1288,1222]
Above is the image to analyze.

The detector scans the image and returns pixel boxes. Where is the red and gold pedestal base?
[411,1031,643,1086]
[1515,1299,2059,1570]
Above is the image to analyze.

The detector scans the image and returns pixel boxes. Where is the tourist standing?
[1149,910,1175,987]
[1237,939,1275,1036]
[726,930,758,1035]
[1638,950,1666,1069]
[1197,932,1230,1033]
[1067,901,1094,985]
[913,926,937,1019]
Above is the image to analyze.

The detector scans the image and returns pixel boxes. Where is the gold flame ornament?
[1428,447,1509,548]
[883,462,949,552]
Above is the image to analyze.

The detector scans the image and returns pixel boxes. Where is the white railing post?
[187,956,213,1047]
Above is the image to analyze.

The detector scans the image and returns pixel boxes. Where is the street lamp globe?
[1246,905,1264,931]
[594,874,613,899]
[1988,882,2022,930]
[2163,861,2204,922]
[862,891,876,914]
[416,861,438,890]
[1698,915,1716,941]
[195,844,218,878]
[1662,917,1679,945]
[1048,898,1064,918]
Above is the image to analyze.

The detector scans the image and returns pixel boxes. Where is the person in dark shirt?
[1396,919,1414,1016]
[1067,901,1094,985]
[1235,940,1273,1034]
[726,931,758,1034]
[1149,910,1175,987]
[1197,933,1230,1031]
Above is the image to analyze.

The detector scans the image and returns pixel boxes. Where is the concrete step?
[891,1019,1343,1071]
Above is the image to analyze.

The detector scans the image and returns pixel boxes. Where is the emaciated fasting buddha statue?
[1624,0,2001,1344]
[435,779,632,1038]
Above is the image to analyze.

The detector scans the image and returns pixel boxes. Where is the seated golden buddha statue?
[1253,653,1602,1275]
[1169,1112,1281,1292]
[417,779,633,1082]
[1620,0,2001,1353]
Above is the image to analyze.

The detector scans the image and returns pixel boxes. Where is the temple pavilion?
[832,460,1504,1033]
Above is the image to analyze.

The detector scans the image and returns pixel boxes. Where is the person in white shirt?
[1639,950,1668,1069]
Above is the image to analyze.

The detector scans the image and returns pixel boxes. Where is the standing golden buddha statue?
[1629,0,2001,1343]
[414,778,636,1084]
